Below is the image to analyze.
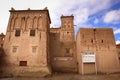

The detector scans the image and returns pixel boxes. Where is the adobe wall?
[116,44,120,65]
[50,30,77,72]
[76,28,120,74]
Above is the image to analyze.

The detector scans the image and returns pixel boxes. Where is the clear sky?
[0,0,120,44]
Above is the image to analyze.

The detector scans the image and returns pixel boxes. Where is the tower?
[3,8,51,76]
[49,15,77,72]
[60,15,74,42]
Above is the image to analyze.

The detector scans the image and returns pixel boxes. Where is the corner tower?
[3,8,51,76]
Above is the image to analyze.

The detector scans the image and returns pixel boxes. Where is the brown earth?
[0,73,120,80]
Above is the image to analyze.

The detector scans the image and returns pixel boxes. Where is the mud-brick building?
[76,28,120,74]
[1,7,120,77]
[3,7,51,76]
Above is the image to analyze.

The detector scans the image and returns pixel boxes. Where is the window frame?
[15,29,21,37]
[30,29,36,36]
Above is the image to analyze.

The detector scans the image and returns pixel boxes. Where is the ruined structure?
[1,8,120,77]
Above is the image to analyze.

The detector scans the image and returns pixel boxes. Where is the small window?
[12,46,17,53]
[67,32,69,34]
[22,17,25,21]
[15,30,21,36]
[82,35,84,38]
[91,40,93,43]
[1,44,3,47]
[30,30,35,36]
[101,40,103,43]
[19,61,27,66]
[66,48,70,53]
[32,46,37,53]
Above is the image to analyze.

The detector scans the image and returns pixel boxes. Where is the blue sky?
[0,0,120,44]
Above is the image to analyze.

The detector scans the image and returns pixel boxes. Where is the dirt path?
[0,73,120,80]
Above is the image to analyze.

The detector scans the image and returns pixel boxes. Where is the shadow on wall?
[0,47,7,76]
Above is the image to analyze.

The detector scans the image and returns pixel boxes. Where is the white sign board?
[82,52,95,63]
[54,57,73,61]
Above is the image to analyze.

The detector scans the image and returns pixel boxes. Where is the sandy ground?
[0,73,120,80]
